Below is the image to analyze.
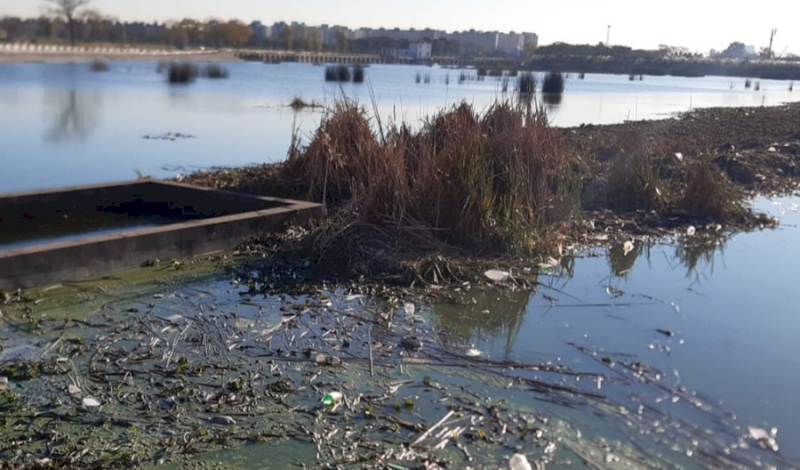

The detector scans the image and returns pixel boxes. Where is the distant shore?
[0,48,239,64]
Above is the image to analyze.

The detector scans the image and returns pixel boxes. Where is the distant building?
[496,32,523,56]
[387,41,432,61]
[250,21,271,39]
[409,41,432,59]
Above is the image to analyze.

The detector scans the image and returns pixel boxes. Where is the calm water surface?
[431,195,800,463]
[1,61,798,193]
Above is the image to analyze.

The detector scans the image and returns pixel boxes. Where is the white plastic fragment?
[465,348,482,358]
[484,269,510,282]
[674,152,684,162]
[82,397,101,407]
[686,225,696,236]
[622,240,634,255]
[748,426,779,452]
[68,384,81,395]
[403,302,416,316]
[209,415,237,426]
[508,453,533,470]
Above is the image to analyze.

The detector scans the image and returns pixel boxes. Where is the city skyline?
[2,0,799,55]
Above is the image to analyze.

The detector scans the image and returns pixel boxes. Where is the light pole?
[606,25,611,47]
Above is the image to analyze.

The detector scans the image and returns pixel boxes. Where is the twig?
[411,410,455,447]
[368,326,375,377]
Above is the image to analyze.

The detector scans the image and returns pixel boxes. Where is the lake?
[1,60,800,468]
[0,61,798,193]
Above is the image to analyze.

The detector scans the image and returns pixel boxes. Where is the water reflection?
[429,290,529,357]
[542,92,563,107]
[44,89,99,142]
[606,236,726,281]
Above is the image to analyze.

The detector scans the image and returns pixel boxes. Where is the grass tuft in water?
[202,64,230,79]
[677,159,742,219]
[542,71,566,94]
[167,63,199,84]
[90,60,109,72]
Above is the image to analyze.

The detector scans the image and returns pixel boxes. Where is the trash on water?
[674,152,684,162]
[622,240,635,256]
[315,353,343,366]
[209,415,236,426]
[322,391,343,407]
[403,302,416,316]
[400,336,423,351]
[686,226,696,236]
[465,348,482,357]
[484,269,510,282]
[748,426,779,452]
[0,376,7,390]
[82,397,101,407]
[508,453,533,470]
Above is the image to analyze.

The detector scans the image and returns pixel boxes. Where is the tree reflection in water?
[605,236,727,283]
[45,89,99,142]
[429,290,531,358]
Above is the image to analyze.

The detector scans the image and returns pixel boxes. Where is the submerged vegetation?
[166,62,199,83]
[202,63,230,79]
[89,60,109,72]
[324,64,365,83]
[288,96,323,110]
[162,62,230,83]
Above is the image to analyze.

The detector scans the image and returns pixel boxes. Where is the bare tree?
[45,0,90,45]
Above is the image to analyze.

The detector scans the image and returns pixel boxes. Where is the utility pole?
[606,25,611,47]
[767,28,777,59]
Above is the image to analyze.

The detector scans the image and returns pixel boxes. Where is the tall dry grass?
[284,99,580,256]
[678,160,741,219]
[603,132,664,212]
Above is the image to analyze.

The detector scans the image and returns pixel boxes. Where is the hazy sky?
[3,0,799,54]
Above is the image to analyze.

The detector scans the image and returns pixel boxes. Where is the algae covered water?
[2,196,799,469]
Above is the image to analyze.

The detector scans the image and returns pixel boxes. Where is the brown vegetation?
[185,101,800,277]
[279,99,580,271]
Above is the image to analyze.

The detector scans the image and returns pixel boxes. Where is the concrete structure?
[0,180,320,289]
[410,42,432,60]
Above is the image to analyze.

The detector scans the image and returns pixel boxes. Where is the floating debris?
[748,426,779,452]
[82,397,101,407]
[623,240,635,256]
[508,453,533,470]
[400,336,423,351]
[209,415,237,426]
[484,269,510,282]
[142,132,196,141]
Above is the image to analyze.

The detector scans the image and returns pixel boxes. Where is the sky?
[3,0,799,54]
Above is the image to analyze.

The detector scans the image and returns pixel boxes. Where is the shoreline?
[0,49,240,63]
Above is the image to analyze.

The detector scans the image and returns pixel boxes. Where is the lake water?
[0,61,798,193]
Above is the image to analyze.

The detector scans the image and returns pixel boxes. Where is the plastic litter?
[315,353,343,366]
[484,269,510,282]
[322,391,343,407]
[508,453,533,470]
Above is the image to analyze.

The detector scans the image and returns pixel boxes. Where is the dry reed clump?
[677,159,742,219]
[284,99,580,262]
[603,132,665,212]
